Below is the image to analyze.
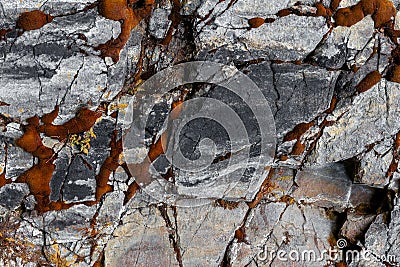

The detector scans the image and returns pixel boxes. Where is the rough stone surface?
[0,0,400,266]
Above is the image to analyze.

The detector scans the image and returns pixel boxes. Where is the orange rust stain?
[215,199,240,210]
[161,0,181,46]
[94,130,122,201]
[0,171,11,188]
[39,107,101,140]
[325,95,337,114]
[16,161,55,213]
[92,258,103,267]
[248,17,265,28]
[124,95,186,203]
[148,136,165,162]
[98,0,130,21]
[123,130,168,204]
[388,65,400,83]
[0,28,11,41]
[283,121,315,156]
[386,132,400,177]
[277,9,292,17]
[283,122,315,142]
[97,0,155,62]
[264,18,276,23]
[248,167,275,208]
[41,105,59,124]
[17,10,53,31]
[15,106,102,212]
[315,3,328,17]
[290,142,306,156]
[15,118,55,212]
[124,181,139,204]
[330,0,342,11]
[356,70,382,93]
[395,132,400,150]
[334,0,395,28]
[16,118,53,160]
[234,226,246,243]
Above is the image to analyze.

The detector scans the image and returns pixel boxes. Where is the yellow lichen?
[68,127,97,155]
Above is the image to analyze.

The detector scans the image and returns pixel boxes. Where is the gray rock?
[246,62,338,136]
[104,205,180,267]
[0,183,29,210]
[177,202,248,266]
[309,80,400,165]
[355,138,393,188]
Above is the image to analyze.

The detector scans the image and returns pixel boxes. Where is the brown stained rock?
[94,130,122,202]
[349,185,391,214]
[0,28,11,41]
[388,64,400,83]
[294,163,392,214]
[248,17,265,28]
[334,0,396,28]
[283,121,315,155]
[39,107,102,140]
[293,163,352,210]
[356,70,382,93]
[0,171,11,188]
[97,0,155,62]
[14,106,101,212]
[340,213,376,243]
[98,0,130,21]
[17,10,53,31]
[315,2,328,17]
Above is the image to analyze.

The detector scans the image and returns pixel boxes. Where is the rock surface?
[0,0,400,266]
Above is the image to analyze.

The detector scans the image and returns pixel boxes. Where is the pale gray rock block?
[347,16,375,51]
[257,205,336,267]
[149,6,172,40]
[228,202,287,267]
[386,197,400,260]
[104,205,180,267]
[355,138,394,188]
[395,11,400,30]
[230,202,338,266]
[85,17,121,47]
[240,15,328,61]
[309,26,350,69]
[196,15,329,62]
[5,145,32,181]
[177,202,248,266]
[364,214,390,259]
[42,205,98,264]
[309,80,400,165]
[0,5,131,120]
[0,0,97,19]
